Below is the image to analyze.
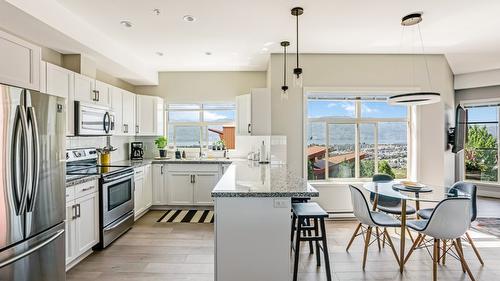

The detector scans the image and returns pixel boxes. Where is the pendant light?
[280,41,290,99]
[388,12,441,106]
[291,7,304,88]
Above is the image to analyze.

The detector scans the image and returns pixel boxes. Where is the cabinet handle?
[82,186,94,192]
[96,90,100,101]
[76,204,81,218]
[72,205,77,220]
[247,123,251,134]
[136,125,139,134]
[193,175,196,183]
[160,166,164,174]
[92,90,97,101]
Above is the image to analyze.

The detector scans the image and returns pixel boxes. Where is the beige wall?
[134,71,266,103]
[269,54,455,186]
[41,46,62,66]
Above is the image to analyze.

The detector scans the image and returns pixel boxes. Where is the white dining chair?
[405,198,475,281]
[347,185,401,269]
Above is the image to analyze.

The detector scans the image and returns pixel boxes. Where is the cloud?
[341,102,355,113]
[204,111,230,121]
[327,103,337,108]
[362,104,379,114]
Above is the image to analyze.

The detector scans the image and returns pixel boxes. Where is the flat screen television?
[451,105,467,153]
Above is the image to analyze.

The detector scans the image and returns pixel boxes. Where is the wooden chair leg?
[465,231,484,265]
[362,226,372,270]
[376,227,381,251]
[442,240,446,265]
[404,233,422,265]
[437,239,441,264]
[406,227,415,243]
[346,223,362,252]
[454,239,476,281]
[382,227,386,248]
[384,228,400,264]
[433,239,439,281]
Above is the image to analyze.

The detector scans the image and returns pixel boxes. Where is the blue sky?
[307,100,407,119]
[467,107,498,123]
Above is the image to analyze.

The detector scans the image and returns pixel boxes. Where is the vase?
[159,149,166,158]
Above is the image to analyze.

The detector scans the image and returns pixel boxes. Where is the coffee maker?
[130,142,144,160]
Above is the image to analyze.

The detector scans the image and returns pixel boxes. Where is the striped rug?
[157,209,214,224]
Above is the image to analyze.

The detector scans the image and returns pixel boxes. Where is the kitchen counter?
[213,161,319,281]
[111,159,154,168]
[66,175,98,187]
[211,161,318,198]
[151,158,232,164]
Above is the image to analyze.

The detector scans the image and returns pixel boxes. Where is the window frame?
[166,103,236,149]
[460,98,500,186]
[304,94,410,182]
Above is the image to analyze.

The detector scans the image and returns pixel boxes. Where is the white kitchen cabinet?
[152,164,168,205]
[236,88,271,136]
[65,180,99,268]
[136,95,164,136]
[44,62,75,135]
[74,73,96,103]
[0,29,41,90]
[94,80,111,107]
[143,164,153,209]
[110,87,123,135]
[193,172,219,205]
[75,193,99,254]
[122,91,136,136]
[134,167,145,219]
[167,173,194,205]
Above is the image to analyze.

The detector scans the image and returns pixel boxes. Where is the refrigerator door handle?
[27,106,40,212]
[0,229,64,268]
[11,105,30,215]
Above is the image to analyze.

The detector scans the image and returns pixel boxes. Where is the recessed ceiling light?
[153,9,160,16]
[205,52,212,56]
[156,52,164,56]
[183,15,196,22]
[120,20,133,28]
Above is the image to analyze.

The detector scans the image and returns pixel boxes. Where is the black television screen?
[452,105,467,153]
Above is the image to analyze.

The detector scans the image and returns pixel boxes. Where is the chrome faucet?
[199,141,203,158]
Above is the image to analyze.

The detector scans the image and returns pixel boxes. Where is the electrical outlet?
[274,198,290,208]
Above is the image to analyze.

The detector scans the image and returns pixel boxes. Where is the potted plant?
[154,136,168,158]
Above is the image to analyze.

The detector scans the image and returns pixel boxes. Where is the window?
[306,95,409,181]
[167,103,236,149]
[464,104,499,183]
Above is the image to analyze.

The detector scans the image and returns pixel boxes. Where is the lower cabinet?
[152,163,222,206]
[65,180,99,268]
[134,164,152,220]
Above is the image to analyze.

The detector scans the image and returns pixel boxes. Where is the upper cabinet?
[136,95,164,136]
[121,91,136,136]
[236,88,271,136]
[44,62,75,135]
[0,30,41,90]
[74,73,96,103]
[110,87,123,135]
[94,80,111,107]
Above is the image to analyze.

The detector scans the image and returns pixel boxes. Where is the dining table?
[353,181,470,273]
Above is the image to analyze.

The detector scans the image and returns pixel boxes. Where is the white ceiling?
[4,0,500,85]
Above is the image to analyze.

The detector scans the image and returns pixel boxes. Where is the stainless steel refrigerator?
[0,84,66,281]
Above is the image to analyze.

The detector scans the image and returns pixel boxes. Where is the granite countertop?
[66,175,98,187]
[151,158,233,164]
[111,159,154,168]
[211,161,319,198]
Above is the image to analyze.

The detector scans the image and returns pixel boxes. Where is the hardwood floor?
[67,211,500,281]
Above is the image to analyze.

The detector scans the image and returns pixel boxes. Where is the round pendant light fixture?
[291,7,304,88]
[388,12,441,106]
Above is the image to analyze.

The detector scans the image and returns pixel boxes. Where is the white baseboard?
[65,249,93,271]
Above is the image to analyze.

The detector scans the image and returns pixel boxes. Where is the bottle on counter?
[182,150,186,159]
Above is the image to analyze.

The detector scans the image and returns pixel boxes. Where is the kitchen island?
[212,161,318,281]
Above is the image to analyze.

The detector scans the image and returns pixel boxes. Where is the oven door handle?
[102,173,134,184]
[104,212,134,231]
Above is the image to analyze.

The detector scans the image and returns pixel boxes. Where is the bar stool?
[291,202,332,281]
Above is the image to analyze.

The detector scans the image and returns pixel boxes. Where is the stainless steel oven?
[99,168,135,248]
[75,101,115,136]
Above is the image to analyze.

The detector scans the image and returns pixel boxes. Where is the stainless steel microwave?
[75,101,115,136]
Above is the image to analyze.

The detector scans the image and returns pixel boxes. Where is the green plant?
[154,136,168,149]
[378,160,395,179]
[465,125,498,181]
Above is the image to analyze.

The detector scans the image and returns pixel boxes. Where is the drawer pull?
[81,186,94,191]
